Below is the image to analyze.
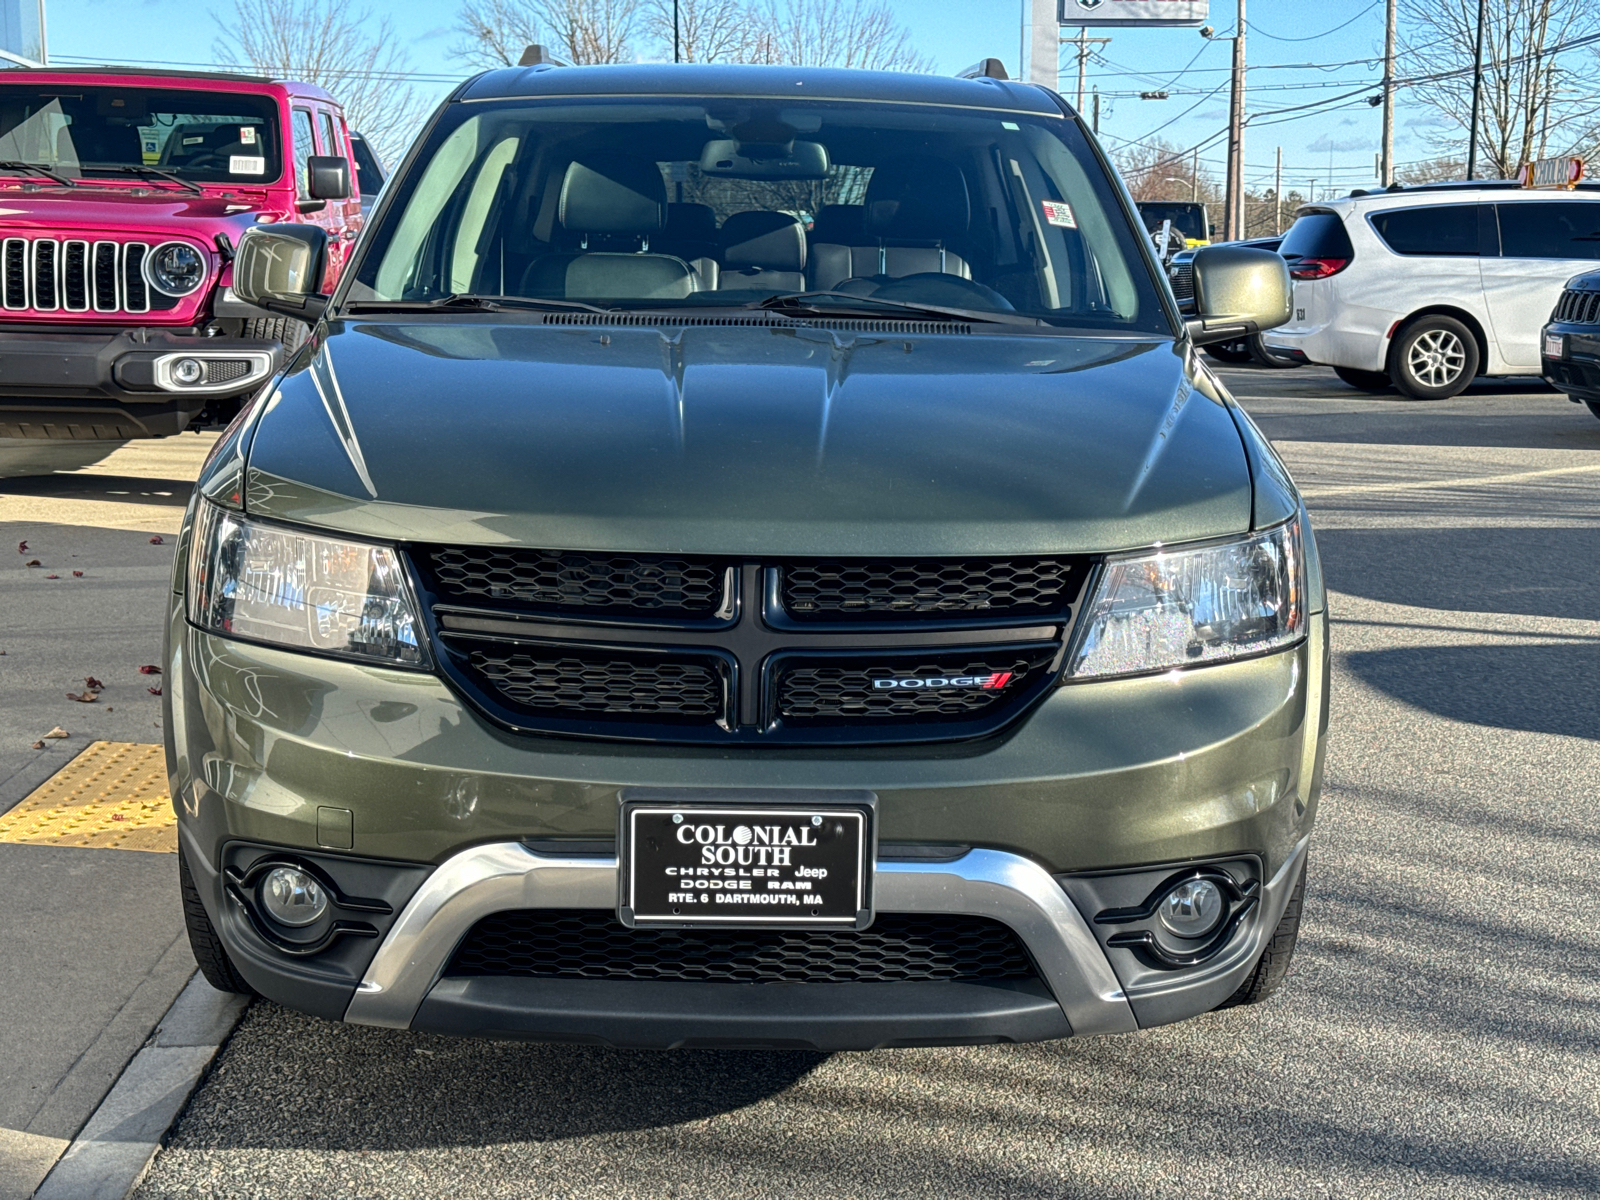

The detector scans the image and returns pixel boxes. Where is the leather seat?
[521,156,697,301]
[659,202,720,289]
[809,158,971,291]
[717,211,806,292]
[60,123,142,165]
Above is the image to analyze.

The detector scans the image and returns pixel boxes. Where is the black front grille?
[467,644,724,721]
[1169,261,1195,304]
[445,910,1036,983]
[779,656,1032,722]
[1555,288,1600,325]
[203,359,253,384]
[32,242,56,309]
[782,557,1081,621]
[426,546,727,618]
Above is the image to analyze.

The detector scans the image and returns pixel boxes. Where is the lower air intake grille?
[445,910,1037,983]
[778,657,1032,721]
[202,359,253,385]
[425,547,727,617]
[781,557,1081,620]
[467,644,724,720]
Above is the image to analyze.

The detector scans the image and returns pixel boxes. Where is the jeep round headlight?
[146,241,206,296]
[1067,518,1305,680]
[186,499,427,667]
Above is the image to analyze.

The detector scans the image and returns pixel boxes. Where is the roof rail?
[957,58,1009,81]
[517,44,570,68]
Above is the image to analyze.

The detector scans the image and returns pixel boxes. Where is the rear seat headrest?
[811,204,864,243]
[558,156,667,235]
[721,211,806,271]
[664,202,718,240]
[864,158,970,240]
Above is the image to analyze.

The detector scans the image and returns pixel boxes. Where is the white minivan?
[1261,181,1600,398]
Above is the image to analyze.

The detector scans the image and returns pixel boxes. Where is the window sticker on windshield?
[183,136,205,145]
[229,156,266,175]
[1042,200,1077,228]
[240,126,257,144]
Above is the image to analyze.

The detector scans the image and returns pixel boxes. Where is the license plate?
[621,802,872,927]
[1545,332,1565,359]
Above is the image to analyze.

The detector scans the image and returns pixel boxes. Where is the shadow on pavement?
[0,473,194,506]
[1315,526,1600,621]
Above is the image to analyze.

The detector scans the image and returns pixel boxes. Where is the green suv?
[167,62,1323,1049]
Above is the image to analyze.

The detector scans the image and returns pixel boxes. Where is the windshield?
[0,84,282,185]
[1137,203,1207,242]
[346,97,1169,332]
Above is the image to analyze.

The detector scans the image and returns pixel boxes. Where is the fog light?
[259,866,328,927]
[1158,878,1224,939]
[172,357,204,386]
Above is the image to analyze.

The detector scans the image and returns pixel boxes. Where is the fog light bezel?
[1093,866,1260,970]
[258,865,329,927]
[151,349,274,394]
[222,855,392,957]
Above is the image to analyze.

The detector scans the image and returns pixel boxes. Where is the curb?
[31,974,249,1200]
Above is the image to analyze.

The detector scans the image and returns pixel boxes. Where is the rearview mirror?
[698,138,830,179]
[1185,246,1292,346]
[232,224,329,324]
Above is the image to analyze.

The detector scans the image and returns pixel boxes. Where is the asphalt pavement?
[8,369,1600,1200]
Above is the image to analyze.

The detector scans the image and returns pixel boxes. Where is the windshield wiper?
[0,160,75,187]
[749,290,1040,327]
[343,293,617,315]
[95,165,203,194]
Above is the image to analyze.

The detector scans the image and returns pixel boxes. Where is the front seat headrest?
[864,158,970,240]
[664,202,718,241]
[559,156,667,235]
[721,211,806,271]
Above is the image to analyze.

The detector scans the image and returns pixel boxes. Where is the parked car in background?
[1262,179,1600,399]
[1169,237,1299,369]
[349,131,386,219]
[0,66,361,442]
[1541,267,1600,422]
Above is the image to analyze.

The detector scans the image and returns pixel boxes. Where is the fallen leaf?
[147,686,163,696]
[24,559,40,567]
[111,813,126,821]
[65,691,99,703]
[105,706,113,712]
[44,726,68,738]
[148,535,164,545]
[139,665,162,675]
[72,570,83,577]
[17,540,27,553]
[31,740,44,749]
[44,574,58,579]
[83,676,104,690]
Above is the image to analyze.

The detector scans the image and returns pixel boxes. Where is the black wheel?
[1215,856,1306,1009]
[179,847,256,996]
[1333,365,1393,392]
[1248,335,1301,369]
[1587,401,1600,422]
[243,315,308,359]
[1388,314,1479,399]
[1203,339,1254,365]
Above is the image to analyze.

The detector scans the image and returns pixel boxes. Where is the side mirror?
[1185,245,1292,346]
[307,155,351,201]
[232,224,329,323]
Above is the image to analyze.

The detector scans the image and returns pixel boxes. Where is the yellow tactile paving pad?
[0,741,176,852]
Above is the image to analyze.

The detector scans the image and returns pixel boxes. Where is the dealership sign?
[1059,0,1208,27]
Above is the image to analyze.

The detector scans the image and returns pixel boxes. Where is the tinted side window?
[1497,201,1600,260]
[1369,204,1480,255]
[1278,212,1354,260]
[350,135,385,197]
[318,111,341,161]
[292,107,317,199]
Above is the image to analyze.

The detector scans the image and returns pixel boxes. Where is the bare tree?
[1396,154,1468,184]
[747,0,933,72]
[1114,139,1221,205]
[453,0,639,65]
[641,0,756,62]
[451,0,544,69]
[213,0,430,166]
[1399,0,1600,178]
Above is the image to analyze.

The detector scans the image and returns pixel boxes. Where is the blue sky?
[47,0,1462,197]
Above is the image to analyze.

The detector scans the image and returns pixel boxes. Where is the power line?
[1247,1,1381,43]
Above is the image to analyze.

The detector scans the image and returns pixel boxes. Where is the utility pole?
[1466,0,1486,179]
[1380,0,1395,186]
[1070,29,1111,114]
[1274,145,1282,235]
[1192,147,1199,203]
[1092,88,1100,135]
[673,0,681,62]
[1224,0,1247,241]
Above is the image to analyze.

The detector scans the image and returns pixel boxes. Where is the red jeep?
[0,67,362,440]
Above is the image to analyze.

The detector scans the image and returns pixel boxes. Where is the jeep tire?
[180,847,256,996]
[1215,855,1306,1009]
[1333,365,1392,392]
[243,316,308,360]
[1389,314,1479,400]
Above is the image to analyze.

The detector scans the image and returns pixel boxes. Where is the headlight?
[186,501,426,667]
[1067,518,1304,680]
[146,241,206,296]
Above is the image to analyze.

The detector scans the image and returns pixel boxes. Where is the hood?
[0,185,267,240]
[242,320,1253,556]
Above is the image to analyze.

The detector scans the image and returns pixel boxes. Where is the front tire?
[1215,856,1306,1009]
[242,315,308,361]
[1389,315,1479,399]
[1333,365,1393,392]
[1248,335,1301,369]
[179,847,256,996]
[1587,401,1600,422]
[1203,339,1254,365]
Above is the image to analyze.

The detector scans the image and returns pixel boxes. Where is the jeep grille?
[0,236,173,316]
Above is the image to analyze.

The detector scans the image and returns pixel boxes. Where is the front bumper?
[0,327,279,438]
[1541,323,1600,399]
[170,602,1328,1048]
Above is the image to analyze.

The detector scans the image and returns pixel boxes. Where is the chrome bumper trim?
[343,845,1139,1036]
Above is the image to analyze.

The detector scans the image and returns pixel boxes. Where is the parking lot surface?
[11,368,1599,1200]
